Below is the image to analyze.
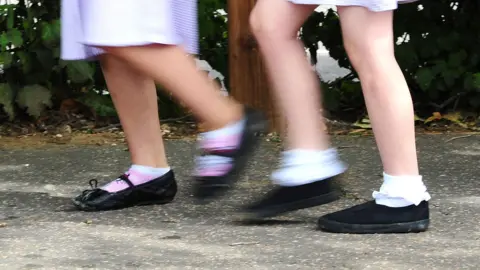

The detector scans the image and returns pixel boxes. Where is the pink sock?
[200,118,245,152]
[195,119,245,177]
[101,165,170,193]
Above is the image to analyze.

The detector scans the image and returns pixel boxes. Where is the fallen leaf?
[352,122,372,129]
[348,129,367,134]
[442,112,461,122]
[424,112,442,124]
[59,98,79,113]
[360,117,371,124]
[441,112,470,128]
[352,116,372,129]
[414,114,425,122]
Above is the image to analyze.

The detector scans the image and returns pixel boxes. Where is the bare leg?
[100,54,168,168]
[239,1,347,219]
[68,1,262,208]
[97,44,268,200]
[317,6,430,234]
[72,54,178,210]
[250,0,328,150]
[337,7,418,176]
[100,45,243,129]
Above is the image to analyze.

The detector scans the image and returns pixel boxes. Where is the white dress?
[60,0,198,61]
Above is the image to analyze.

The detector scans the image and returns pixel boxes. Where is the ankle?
[384,168,420,177]
[286,130,330,150]
[204,103,244,131]
[130,158,169,168]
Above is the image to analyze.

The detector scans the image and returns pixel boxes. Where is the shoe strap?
[118,174,135,188]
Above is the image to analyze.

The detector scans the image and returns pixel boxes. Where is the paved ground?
[1,135,479,270]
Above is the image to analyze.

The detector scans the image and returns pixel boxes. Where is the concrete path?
[1,135,479,269]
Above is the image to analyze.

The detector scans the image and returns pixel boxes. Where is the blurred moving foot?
[192,107,268,202]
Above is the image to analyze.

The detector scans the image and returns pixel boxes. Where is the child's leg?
[338,6,429,206]
[96,55,171,192]
[250,0,327,151]
[339,7,419,177]
[100,55,168,169]
[317,6,430,234]
[98,45,267,201]
[70,0,268,202]
[71,55,177,211]
[99,45,243,130]
[239,0,346,219]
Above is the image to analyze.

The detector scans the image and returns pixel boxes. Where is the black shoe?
[317,200,430,234]
[72,170,177,211]
[237,176,342,220]
[193,107,268,202]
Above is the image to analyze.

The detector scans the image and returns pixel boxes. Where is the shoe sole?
[317,218,430,234]
[71,197,175,212]
[194,118,268,204]
[236,191,341,221]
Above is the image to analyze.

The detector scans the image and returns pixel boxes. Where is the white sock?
[373,172,431,208]
[271,148,347,186]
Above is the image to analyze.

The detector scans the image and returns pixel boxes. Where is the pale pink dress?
[60,0,198,61]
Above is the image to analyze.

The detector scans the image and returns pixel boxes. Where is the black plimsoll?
[317,200,430,234]
[237,175,343,220]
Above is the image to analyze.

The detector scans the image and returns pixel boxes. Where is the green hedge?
[0,0,228,121]
[0,0,478,123]
[301,1,480,118]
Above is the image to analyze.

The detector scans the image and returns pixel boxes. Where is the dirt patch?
[2,116,480,150]
[0,119,200,150]
[0,132,126,150]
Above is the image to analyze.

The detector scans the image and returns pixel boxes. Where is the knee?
[343,42,362,71]
[344,39,395,80]
[249,6,296,45]
[249,8,274,42]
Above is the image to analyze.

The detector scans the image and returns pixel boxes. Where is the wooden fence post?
[227,0,284,133]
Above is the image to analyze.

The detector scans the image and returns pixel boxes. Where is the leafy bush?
[198,0,228,86]
[0,0,95,121]
[1,0,478,124]
[0,0,229,122]
[301,1,480,118]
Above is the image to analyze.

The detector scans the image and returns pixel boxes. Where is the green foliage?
[77,89,116,117]
[301,1,480,117]
[16,84,52,118]
[0,82,14,119]
[0,0,228,122]
[0,0,96,120]
[198,0,228,86]
[1,0,478,124]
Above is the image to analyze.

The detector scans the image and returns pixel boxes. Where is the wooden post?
[228,0,283,132]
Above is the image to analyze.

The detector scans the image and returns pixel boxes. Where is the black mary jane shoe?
[72,171,177,211]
